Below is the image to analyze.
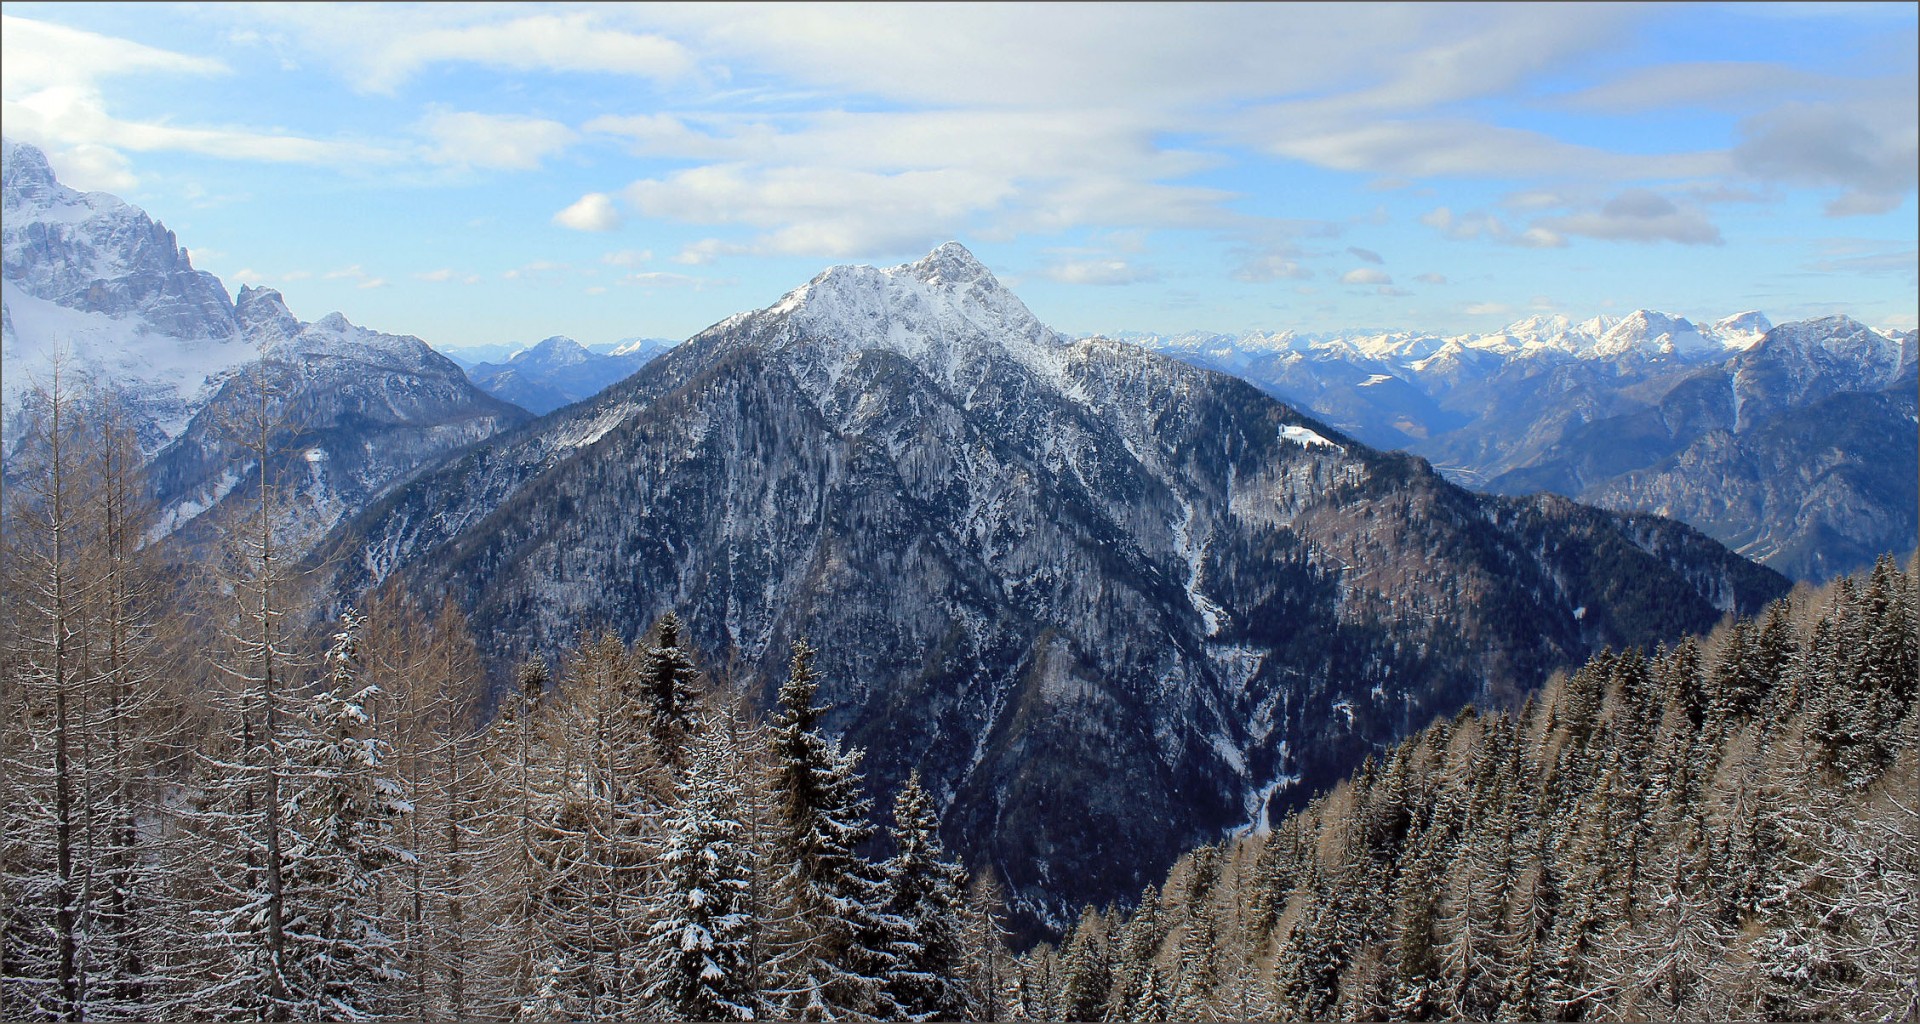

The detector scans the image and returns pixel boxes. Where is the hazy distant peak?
[514,335,591,366]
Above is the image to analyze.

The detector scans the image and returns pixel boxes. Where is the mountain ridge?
[1134,310,1913,579]
[315,242,1787,932]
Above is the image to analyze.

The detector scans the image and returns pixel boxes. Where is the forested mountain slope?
[1016,556,1918,1022]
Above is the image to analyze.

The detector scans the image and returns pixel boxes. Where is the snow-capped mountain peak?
[235,284,299,340]
[757,242,1063,388]
[1756,314,1903,374]
[3,138,70,208]
[1589,309,1717,358]
[1713,310,1772,347]
[905,239,995,287]
[608,335,677,359]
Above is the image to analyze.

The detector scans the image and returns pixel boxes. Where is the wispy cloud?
[1421,207,1567,248]
[620,271,735,290]
[414,268,481,284]
[419,110,577,171]
[227,7,697,94]
[1041,257,1159,286]
[2,16,394,170]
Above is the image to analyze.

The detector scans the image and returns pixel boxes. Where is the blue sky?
[3,2,1914,351]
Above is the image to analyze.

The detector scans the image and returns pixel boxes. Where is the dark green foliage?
[882,772,975,1021]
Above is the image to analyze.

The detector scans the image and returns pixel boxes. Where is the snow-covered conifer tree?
[644,712,757,1020]
[882,771,974,1021]
[767,639,901,1020]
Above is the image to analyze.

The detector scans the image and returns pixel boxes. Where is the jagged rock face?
[3,139,251,451]
[1144,312,1912,581]
[323,243,1787,933]
[464,335,657,415]
[1,139,528,558]
[2,141,236,337]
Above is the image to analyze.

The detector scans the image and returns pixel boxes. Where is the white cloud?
[601,249,654,266]
[1414,272,1448,285]
[420,110,577,170]
[0,15,227,92]
[553,193,623,232]
[674,239,745,266]
[1341,268,1392,285]
[1347,246,1384,264]
[319,265,388,290]
[1233,253,1313,283]
[415,269,457,282]
[1465,302,1512,316]
[502,261,570,281]
[2,16,392,169]
[1041,258,1159,286]
[232,268,266,285]
[1254,114,1724,181]
[588,108,1238,259]
[640,4,1630,114]
[625,164,1019,259]
[1562,62,1833,113]
[40,142,138,192]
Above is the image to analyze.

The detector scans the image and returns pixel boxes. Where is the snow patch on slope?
[1279,423,1341,450]
[1171,492,1225,635]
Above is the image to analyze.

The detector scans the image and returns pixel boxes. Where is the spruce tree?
[882,771,973,1021]
[767,639,900,1020]
[641,613,702,771]
[645,713,758,1021]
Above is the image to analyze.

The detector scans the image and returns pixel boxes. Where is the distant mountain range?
[460,335,669,416]
[1127,311,1916,580]
[316,242,1787,931]
[1,138,525,554]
